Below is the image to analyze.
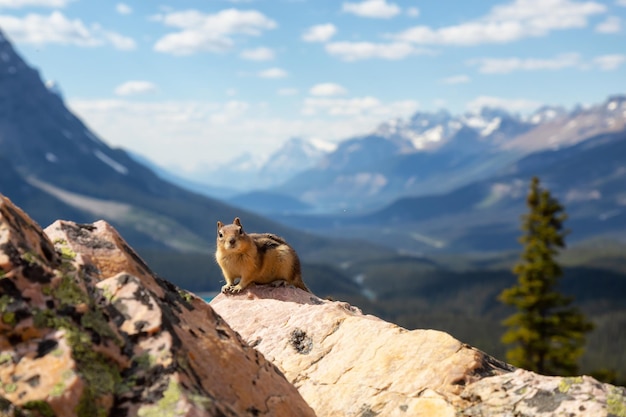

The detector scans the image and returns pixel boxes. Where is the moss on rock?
[557,376,583,393]
[22,400,56,417]
[608,386,626,417]
[137,379,184,417]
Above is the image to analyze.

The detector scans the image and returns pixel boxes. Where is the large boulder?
[210,286,626,417]
[0,194,315,417]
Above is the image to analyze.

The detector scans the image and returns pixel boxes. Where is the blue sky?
[1,0,625,177]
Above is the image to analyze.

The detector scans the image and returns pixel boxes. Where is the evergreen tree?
[499,177,593,376]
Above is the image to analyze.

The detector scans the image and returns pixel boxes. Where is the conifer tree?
[499,176,593,376]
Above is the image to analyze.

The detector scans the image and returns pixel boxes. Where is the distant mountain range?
[273,96,625,213]
[171,93,625,218]
[185,137,337,193]
[276,123,626,253]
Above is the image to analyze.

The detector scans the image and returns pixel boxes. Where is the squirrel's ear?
[234,217,241,227]
[217,221,223,230]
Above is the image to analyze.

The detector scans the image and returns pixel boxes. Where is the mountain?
[272,97,626,213]
[126,151,239,200]
[505,95,626,152]
[0,29,376,272]
[180,137,336,193]
[228,190,312,215]
[258,137,336,182]
[273,107,536,211]
[277,125,626,253]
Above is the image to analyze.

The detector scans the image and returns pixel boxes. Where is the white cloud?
[595,16,621,33]
[469,53,626,73]
[302,23,337,42]
[115,3,132,15]
[114,81,158,96]
[101,30,136,50]
[0,0,69,7]
[342,0,401,19]
[618,0,626,6]
[302,96,418,117]
[277,88,299,96]
[466,96,542,113]
[325,41,424,61]
[309,83,348,96]
[391,0,606,46]
[0,11,136,50]
[441,75,470,85]
[469,53,582,74]
[239,46,275,60]
[593,54,626,70]
[258,67,288,78]
[406,7,419,17]
[153,9,276,55]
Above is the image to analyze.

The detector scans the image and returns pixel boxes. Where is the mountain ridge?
[274,127,626,253]
[178,94,625,215]
[0,28,368,264]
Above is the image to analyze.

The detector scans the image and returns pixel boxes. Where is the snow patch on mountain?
[309,138,338,153]
[476,180,526,209]
[45,80,64,100]
[480,117,501,137]
[94,149,129,175]
[26,176,132,218]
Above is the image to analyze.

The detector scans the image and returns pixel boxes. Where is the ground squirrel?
[215,217,310,293]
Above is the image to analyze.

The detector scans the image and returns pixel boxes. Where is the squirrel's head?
[216,217,246,250]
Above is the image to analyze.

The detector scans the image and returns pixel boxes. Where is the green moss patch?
[608,386,626,417]
[31,265,125,417]
[557,376,583,393]
[137,379,183,417]
[23,400,56,417]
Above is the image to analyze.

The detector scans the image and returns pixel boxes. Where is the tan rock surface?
[0,195,316,417]
[210,285,513,416]
[210,285,626,417]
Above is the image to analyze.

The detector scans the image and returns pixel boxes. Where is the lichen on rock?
[0,194,316,417]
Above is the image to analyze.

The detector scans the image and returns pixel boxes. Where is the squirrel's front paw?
[221,284,245,294]
[228,284,244,293]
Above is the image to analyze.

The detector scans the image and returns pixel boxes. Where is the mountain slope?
[272,97,626,213]
[180,137,336,193]
[276,127,626,253]
[0,29,381,267]
[380,128,625,250]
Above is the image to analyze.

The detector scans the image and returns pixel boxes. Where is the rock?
[0,194,315,417]
[459,369,626,416]
[210,285,626,417]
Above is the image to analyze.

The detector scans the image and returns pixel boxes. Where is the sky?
[1,0,625,178]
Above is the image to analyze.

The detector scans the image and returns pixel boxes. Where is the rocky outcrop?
[1,192,625,417]
[0,194,315,417]
[210,286,626,417]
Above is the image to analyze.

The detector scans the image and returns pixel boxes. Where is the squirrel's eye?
[239,228,243,235]
[218,232,223,238]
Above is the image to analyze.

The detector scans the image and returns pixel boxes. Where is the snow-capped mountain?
[260,137,336,179]
[190,137,336,192]
[505,95,626,152]
[276,123,626,253]
[272,95,626,212]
